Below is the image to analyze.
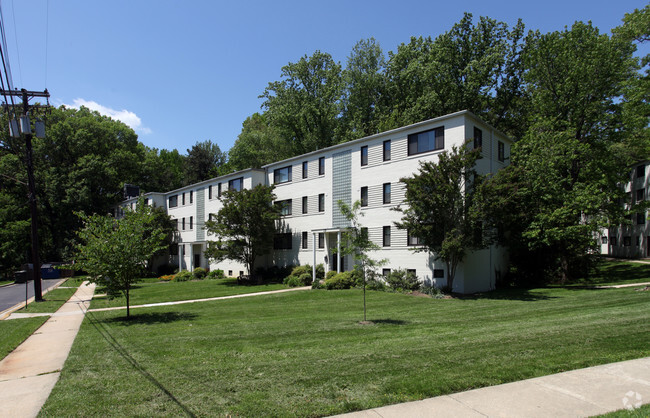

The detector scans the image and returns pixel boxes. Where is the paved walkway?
[0,281,95,418]
[4,286,311,319]
[334,357,650,417]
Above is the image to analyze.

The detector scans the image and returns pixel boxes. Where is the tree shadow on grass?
[85,310,197,417]
[371,319,410,325]
[104,311,198,325]
[457,288,557,302]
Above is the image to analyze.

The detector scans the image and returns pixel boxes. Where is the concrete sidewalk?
[334,357,650,418]
[0,281,96,418]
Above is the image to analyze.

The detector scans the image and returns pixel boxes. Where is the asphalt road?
[0,279,64,313]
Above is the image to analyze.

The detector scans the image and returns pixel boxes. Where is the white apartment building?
[603,161,649,259]
[118,110,513,293]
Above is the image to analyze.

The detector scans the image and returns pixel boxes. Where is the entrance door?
[194,253,201,269]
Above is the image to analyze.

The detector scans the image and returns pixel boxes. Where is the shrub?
[174,270,192,282]
[192,267,207,280]
[366,277,387,291]
[315,264,325,280]
[283,272,313,287]
[325,270,338,281]
[159,274,175,282]
[207,269,225,280]
[298,272,313,286]
[421,285,446,299]
[385,269,421,292]
[324,271,359,290]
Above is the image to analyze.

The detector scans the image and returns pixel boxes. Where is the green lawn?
[89,278,288,309]
[0,280,14,286]
[0,316,49,360]
[22,278,85,313]
[40,285,650,417]
[570,259,650,287]
[595,403,650,417]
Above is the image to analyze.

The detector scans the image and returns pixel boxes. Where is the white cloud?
[66,98,152,135]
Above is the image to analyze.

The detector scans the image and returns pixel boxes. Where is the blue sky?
[2,0,647,155]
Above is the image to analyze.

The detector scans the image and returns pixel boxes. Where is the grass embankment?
[595,403,650,417]
[89,277,288,309]
[21,278,86,313]
[41,283,650,417]
[570,259,650,287]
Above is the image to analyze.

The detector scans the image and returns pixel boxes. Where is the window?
[383,140,391,161]
[602,236,608,245]
[361,187,368,207]
[624,236,631,246]
[636,236,640,247]
[190,191,193,204]
[273,233,292,250]
[228,270,232,276]
[637,189,645,202]
[383,183,391,204]
[302,196,308,214]
[408,126,444,155]
[218,183,222,197]
[229,177,243,191]
[169,195,178,208]
[407,233,421,246]
[143,198,149,206]
[302,161,308,179]
[276,199,292,216]
[383,226,391,247]
[360,227,368,241]
[318,232,325,249]
[407,269,416,278]
[274,166,292,184]
[638,212,646,225]
[637,164,646,178]
[361,146,368,166]
[498,141,505,162]
[318,193,325,212]
[319,157,325,176]
[208,185,212,199]
[189,216,193,230]
[382,268,391,277]
[182,192,186,205]
[182,218,186,230]
[302,231,308,249]
[433,269,444,278]
[473,127,483,149]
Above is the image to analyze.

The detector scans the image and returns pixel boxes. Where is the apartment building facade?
[603,161,649,259]
[119,110,513,293]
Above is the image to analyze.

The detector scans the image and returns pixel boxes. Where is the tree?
[184,140,227,185]
[204,184,281,278]
[396,145,483,291]
[228,113,291,171]
[338,38,387,141]
[380,13,527,138]
[261,51,343,155]
[71,200,167,318]
[338,200,386,322]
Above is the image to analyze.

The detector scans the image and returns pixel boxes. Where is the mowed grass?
[22,278,85,313]
[570,259,650,286]
[89,278,288,309]
[0,316,48,359]
[40,285,650,417]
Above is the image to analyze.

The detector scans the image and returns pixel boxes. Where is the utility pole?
[1,88,50,302]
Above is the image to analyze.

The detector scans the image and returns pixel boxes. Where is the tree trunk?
[125,284,130,318]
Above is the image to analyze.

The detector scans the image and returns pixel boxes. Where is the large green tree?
[228,113,290,171]
[380,13,527,138]
[184,140,227,185]
[338,38,387,141]
[204,184,281,278]
[71,200,167,318]
[478,21,640,283]
[396,145,483,291]
[261,51,343,155]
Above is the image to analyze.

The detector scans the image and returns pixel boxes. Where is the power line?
[10,0,22,87]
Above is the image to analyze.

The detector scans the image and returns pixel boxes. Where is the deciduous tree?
[204,185,281,278]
